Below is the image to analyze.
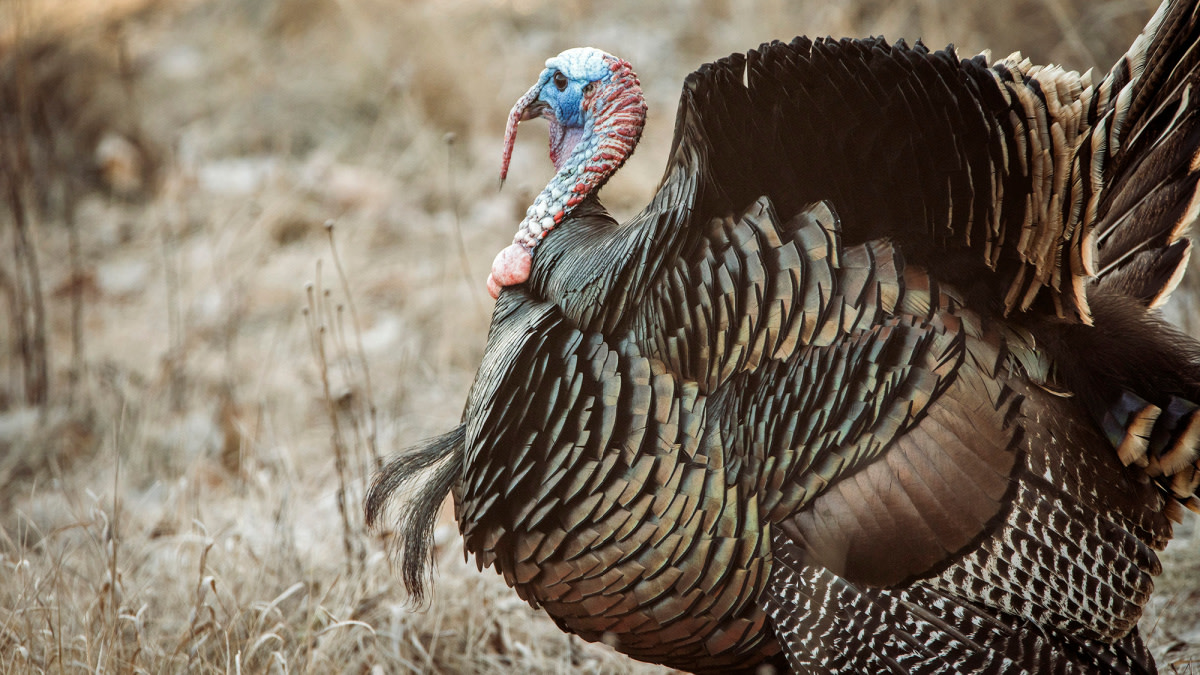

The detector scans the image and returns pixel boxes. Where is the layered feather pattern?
[367,1,1200,672]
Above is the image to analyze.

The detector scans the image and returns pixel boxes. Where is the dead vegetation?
[0,0,1197,672]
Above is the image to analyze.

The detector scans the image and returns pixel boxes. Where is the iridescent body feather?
[370,2,1200,672]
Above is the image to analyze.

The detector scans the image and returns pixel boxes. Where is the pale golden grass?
[1,0,1198,673]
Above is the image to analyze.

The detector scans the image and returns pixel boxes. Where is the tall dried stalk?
[304,263,364,572]
[64,181,84,407]
[444,132,484,319]
[303,222,386,575]
[0,12,50,409]
[161,207,186,413]
[324,220,381,473]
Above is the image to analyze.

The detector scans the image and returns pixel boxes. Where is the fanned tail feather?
[365,425,465,603]
[1092,0,1200,306]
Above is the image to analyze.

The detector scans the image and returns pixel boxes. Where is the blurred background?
[1,0,1197,672]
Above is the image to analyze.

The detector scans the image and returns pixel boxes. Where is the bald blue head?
[493,46,646,295]
[535,47,617,127]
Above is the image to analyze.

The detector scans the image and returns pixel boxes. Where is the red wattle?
[488,243,533,298]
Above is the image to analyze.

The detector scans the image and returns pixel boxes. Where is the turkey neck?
[525,196,624,322]
[525,191,699,335]
[508,57,646,252]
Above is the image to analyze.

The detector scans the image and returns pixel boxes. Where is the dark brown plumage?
[367,1,1200,672]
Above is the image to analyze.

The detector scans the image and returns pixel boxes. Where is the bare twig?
[64,180,85,408]
[324,220,380,472]
[445,132,484,319]
[106,446,121,669]
[1,39,50,409]
[174,532,217,660]
[161,213,185,412]
[304,269,362,571]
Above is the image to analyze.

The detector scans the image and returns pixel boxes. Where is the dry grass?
[1,0,1198,672]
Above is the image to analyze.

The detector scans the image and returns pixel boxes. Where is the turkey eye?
[553,71,568,91]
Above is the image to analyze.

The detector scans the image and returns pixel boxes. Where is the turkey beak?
[520,101,550,121]
[501,81,552,186]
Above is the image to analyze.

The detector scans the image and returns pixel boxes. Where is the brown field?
[2,0,1199,672]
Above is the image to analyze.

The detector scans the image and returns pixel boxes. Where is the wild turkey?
[367,0,1200,672]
